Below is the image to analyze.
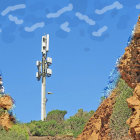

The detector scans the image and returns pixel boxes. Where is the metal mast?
[36,34,52,121]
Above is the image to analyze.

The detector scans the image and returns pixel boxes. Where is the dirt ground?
[29,136,75,140]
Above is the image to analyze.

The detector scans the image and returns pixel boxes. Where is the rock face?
[77,16,140,140]
[0,95,15,130]
[77,91,117,140]
[0,76,15,130]
[126,84,140,139]
[118,17,140,89]
[118,16,140,139]
[0,112,15,130]
[0,95,13,110]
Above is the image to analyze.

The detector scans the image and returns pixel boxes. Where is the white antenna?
[36,34,53,121]
[0,74,5,94]
[46,34,49,52]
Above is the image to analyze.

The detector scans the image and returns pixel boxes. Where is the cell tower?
[0,74,5,94]
[36,34,52,121]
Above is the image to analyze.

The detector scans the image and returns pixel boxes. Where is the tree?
[46,110,67,123]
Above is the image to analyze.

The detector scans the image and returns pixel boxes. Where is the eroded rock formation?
[118,17,140,89]
[0,95,15,130]
[77,16,140,140]
[0,112,15,130]
[0,76,15,130]
[0,95,13,110]
[126,84,140,139]
[118,16,140,139]
[77,91,118,140]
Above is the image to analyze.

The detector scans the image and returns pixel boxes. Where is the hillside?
[1,15,140,140]
[77,16,140,140]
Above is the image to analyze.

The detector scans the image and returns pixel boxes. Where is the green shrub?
[100,96,106,103]
[0,108,5,115]
[74,109,94,121]
[46,110,67,123]
[28,120,64,136]
[0,124,29,140]
[109,78,133,139]
[27,109,94,138]
[64,116,86,137]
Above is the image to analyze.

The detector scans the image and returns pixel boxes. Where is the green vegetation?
[74,109,94,120]
[46,109,67,122]
[0,78,134,139]
[27,120,63,136]
[0,109,94,139]
[0,108,5,115]
[64,116,86,137]
[0,124,29,140]
[26,109,94,138]
[109,78,133,139]
[100,96,106,103]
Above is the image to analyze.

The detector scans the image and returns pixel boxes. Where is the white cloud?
[24,22,45,32]
[1,4,26,16]
[92,26,108,37]
[95,1,123,15]
[60,22,71,32]
[75,12,95,25]
[46,3,73,18]
[8,15,23,24]
[136,4,140,9]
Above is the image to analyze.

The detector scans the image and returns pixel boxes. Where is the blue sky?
[0,0,140,123]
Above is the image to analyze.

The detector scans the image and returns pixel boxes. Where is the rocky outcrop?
[118,16,140,139]
[0,112,15,130]
[126,84,140,139]
[77,90,118,140]
[0,95,15,130]
[77,16,140,140]
[0,95,13,110]
[118,32,140,89]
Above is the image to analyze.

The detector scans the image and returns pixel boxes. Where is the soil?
[29,136,75,140]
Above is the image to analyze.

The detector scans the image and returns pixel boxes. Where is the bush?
[46,110,67,123]
[0,124,29,140]
[74,109,94,121]
[100,96,106,104]
[0,108,6,115]
[64,116,86,137]
[27,109,95,138]
[28,120,64,136]
[109,78,133,139]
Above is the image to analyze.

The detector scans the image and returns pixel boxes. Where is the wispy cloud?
[46,4,73,18]
[95,1,123,15]
[24,22,45,32]
[136,4,140,9]
[1,4,26,16]
[92,26,108,37]
[75,12,95,25]
[60,22,71,32]
[8,15,23,24]
[0,29,2,32]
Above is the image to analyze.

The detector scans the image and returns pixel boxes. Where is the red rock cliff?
[77,16,140,140]
[76,91,117,140]
[118,16,140,139]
